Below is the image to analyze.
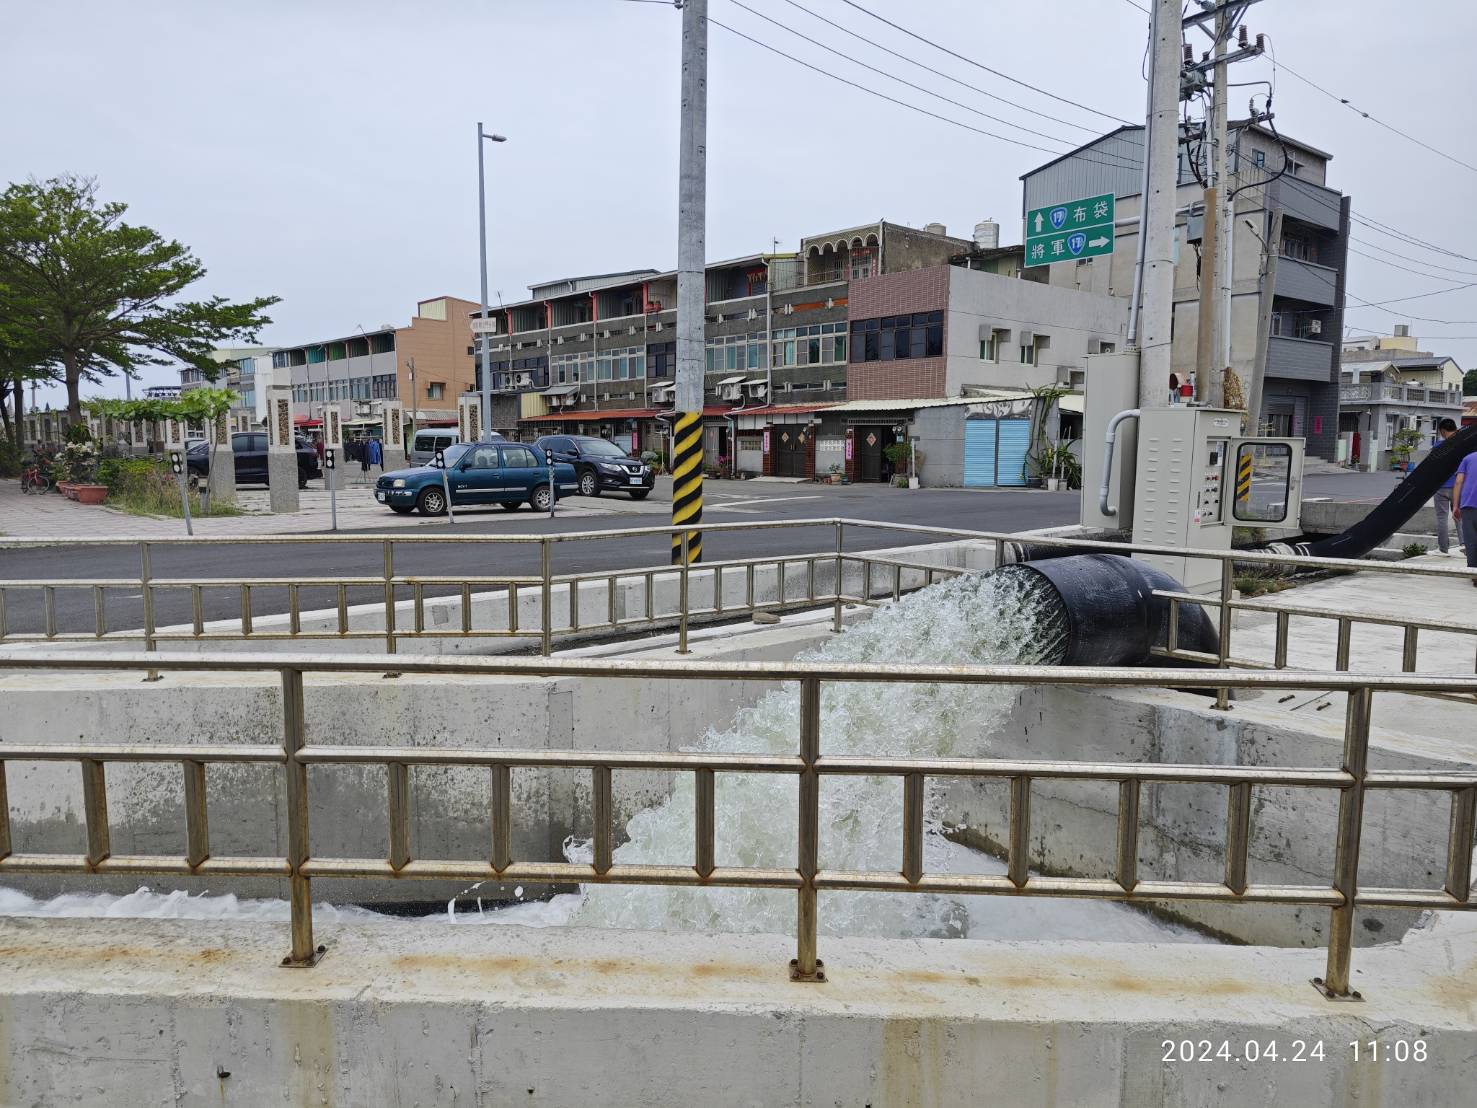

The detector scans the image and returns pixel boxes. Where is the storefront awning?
[542,385,578,397]
[717,376,747,386]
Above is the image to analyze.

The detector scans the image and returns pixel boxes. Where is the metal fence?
[0,650,1472,997]
[1,520,1474,682]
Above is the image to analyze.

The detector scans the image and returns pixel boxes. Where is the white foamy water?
[565,570,1204,943]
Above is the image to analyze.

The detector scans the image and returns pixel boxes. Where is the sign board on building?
[469,317,499,335]
[1024,193,1115,268]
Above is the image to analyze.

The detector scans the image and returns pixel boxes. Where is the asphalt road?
[0,484,1079,637]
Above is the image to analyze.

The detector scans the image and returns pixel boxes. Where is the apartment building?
[481,221,972,469]
[1021,121,1351,459]
[272,296,478,437]
[1339,326,1464,468]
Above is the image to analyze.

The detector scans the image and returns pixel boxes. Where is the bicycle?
[20,464,53,494]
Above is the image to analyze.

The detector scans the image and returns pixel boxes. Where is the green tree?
[1464,368,1477,396]
[0,331,55,457]
[0,175,278,423]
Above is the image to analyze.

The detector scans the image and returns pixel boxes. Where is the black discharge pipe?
[998,554,1219,667]
[1272,423,1477,560]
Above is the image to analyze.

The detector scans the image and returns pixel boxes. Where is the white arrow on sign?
[1088,236,1110,248]
[1033,212,1044,233]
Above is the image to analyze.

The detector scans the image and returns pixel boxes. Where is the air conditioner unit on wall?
[1309,320,1323,335]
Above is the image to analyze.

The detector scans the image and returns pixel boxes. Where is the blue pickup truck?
[375,441,578,515]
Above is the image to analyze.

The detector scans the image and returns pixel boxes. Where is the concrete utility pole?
[476,124,507,442]
[1247,210,1283,431]
[1200,2,1230,408]
[1137,0,1185,408]
[672,0,707,565]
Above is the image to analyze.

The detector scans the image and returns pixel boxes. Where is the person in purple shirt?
[1433,419,1459,555]
[1451,446,1477,579]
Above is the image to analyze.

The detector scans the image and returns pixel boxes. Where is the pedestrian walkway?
[0,476,673,539]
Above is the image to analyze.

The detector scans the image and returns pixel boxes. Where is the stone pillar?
[761,424,775,476]
[804,424,817,479]
[264,384,300,513]
[379,401,404,461]
[206,413,236,504]
[843,427,858,483]
[457,395,481,443]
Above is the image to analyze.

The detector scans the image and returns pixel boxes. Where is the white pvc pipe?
[1098,409,1141,518]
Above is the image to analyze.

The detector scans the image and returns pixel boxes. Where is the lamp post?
[477,124,507,443]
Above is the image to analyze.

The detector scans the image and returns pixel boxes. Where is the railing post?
[1317,685,1371,999]
[832,520,845,634]
[281,668,322,967]
[791,676,824,982]
[140,542,161,682]
[677,532,691,655]
[1444,786,1476,905]
[382,539,397,655]
[540,537,553,657]
[1215,560,1234,711]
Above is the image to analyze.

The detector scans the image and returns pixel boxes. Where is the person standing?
[359,436,370,477]
[1432,418,1459,555]
[1452,445,1477,583]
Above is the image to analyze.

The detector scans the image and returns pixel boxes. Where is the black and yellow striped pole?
[1235,447,1253,508]
[671,410,703,563]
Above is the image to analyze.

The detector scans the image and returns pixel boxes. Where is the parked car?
[408,427,502,467]
[186,432,321,489]
[375,441,577,515]
[534,434,655,499]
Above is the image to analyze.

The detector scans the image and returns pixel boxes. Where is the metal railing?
[0,649,1472,997]
[1,520,1474,681]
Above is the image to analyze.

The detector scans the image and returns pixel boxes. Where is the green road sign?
[1024,193,1115,267]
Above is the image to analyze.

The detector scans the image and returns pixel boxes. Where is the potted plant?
[54,441,105,501]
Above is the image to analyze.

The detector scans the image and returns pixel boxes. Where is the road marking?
[708,494,823,511]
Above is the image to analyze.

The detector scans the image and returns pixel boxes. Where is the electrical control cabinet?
[1131,407,1303,594]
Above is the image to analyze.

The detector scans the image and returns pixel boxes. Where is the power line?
[1347,247,1477,285]
[774,0,1101,135]
[726,0,1087,149]
[706,16,1149,175]
[834,0,1132,127]
[1350,239,1477,280]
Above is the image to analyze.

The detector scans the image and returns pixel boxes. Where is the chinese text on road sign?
[1024,193,1115,268]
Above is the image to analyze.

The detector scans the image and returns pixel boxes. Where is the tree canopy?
[0,174,279,422]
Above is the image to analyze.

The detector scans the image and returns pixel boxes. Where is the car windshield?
[578,438,628,458]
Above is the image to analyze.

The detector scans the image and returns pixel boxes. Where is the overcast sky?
[5,0,1475,406]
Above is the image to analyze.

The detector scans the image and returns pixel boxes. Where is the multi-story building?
[483,221,973,469]
[272,296,478,439]
[180,347,277,431]
[1338,326,1464,468]
[1021,121,1351,459]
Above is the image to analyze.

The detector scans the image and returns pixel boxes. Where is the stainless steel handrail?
[0,649,1473,997]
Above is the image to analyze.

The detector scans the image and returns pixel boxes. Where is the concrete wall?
[945,265,1128,395]
[2,911,1473,1106]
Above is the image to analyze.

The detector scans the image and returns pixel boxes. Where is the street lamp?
[477,124,507,443]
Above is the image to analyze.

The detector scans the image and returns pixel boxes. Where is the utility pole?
[1246,210,1283,431]
[406,356,417,461]
[672,0,707,566]
[1137,0,1185,408]
[1200,1,1229,408]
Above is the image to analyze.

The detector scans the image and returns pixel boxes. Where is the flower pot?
[75,484,109,505]
[1046,477,1060,492]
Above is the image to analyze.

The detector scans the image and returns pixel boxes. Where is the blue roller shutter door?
[963,420,996,487]
[995,418,1031,487]
[963,417,1031,487]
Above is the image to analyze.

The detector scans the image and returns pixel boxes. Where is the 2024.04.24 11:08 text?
[1162,1039,1429,1063]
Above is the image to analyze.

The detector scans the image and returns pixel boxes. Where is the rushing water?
[561,568,1185,942]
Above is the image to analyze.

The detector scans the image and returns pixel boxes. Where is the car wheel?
[530,484,553,512]
[418,487,448,516]
[390,505,414,515]
[577,469,599,497]
[500,501,521,511]
[629,489,650,500]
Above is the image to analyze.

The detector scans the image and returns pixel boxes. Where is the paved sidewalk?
[0,477,672,540]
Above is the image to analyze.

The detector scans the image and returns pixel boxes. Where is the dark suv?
[535,435,654,498]
[186,432,321,489]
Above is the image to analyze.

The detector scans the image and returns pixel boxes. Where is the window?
[371,374,397,399]
[1020,342,1035,365]
[596,345,645,381]
[849,248,876,280]
[1232,442,1293,523]
[647,341,676,379]
[1280,235,1312,262]
[465,445,500,469]
[848,312,942,363]
[979,328,1008,362]
[1253,149,1267,168]
[426,382,446,400]
[501,445,539,469]
[771,323,847,368]
[706,333,764,373]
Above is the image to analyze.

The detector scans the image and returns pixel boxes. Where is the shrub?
[53,441,99,483]
[1402,542,1428,558]
[99,455,240,517]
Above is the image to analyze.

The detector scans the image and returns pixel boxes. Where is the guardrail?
[0,650,1472,998]
[1,520,1473,681]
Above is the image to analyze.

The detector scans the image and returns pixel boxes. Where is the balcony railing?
[1340,382,1464,406]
